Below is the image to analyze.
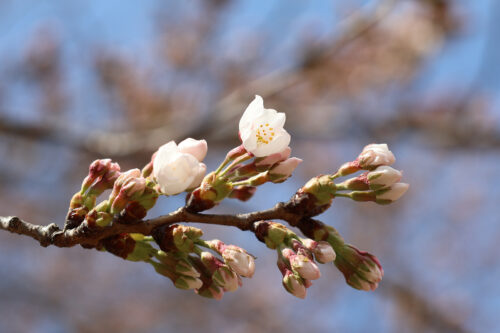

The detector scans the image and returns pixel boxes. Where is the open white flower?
[239,95,291,157]
[153,138,207,195]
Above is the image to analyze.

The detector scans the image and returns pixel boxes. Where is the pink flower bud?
[212,266,242,292]
[221,245,255,278]
[357,143,395,170]
[175,258,201,278]
[226,144,248,160]
[196,281,224,300]
[376,182,409,203]
[314,241,336,264]
[84,159,121,194]
[109,169,147,214]
[335,245,383,291]
[228,186,257,202]
[290,253,321,280]
[255,147,291,168]
[268,157,302,183]
[367,166,402,189]
[282,269,307,299]
[178,138,208,162]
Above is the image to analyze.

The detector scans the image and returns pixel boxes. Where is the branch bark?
[0,202,302,248]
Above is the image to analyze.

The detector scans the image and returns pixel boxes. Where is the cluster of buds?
[67,159,160,230]
[335,144,409,204]
[287,143,409,218]
[66,159,121,229]
[150,224,255,299]
[297,218,384,291]
[255,221,335,298]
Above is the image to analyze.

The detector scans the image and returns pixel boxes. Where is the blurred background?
[0,0,497,332]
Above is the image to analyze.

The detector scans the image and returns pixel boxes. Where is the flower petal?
[188,163,207,189]
[239,95,265,131]
[250,130,291,157]
[156,153,200,195]
[178,138,208,162]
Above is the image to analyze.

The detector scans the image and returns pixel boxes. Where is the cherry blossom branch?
[0,201,301,248]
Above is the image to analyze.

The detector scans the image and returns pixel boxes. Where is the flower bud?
[95,211,113,227]
[177,138,208,162]
[254,147,291,169]
[141,157,154,178]
[313,241,336,264]
[221,245,255,278]
[196,281,224,300]
[335,244,383,291]
[288,175,336,217]
[340,173,370,191]
[82,159,115,191]
[268,157,302,183]
[175,258,201,278]
[109,169,147,214]
[367,166,402,190]
[153,224,203,253]
[228,186,257,202]
[357,143,395,170]
[225,144,247,160]
[337,161,361,177]
[212,265,241,292]
[175,275,204,290]
[103,234,156,262]
[375,182,409,204]
[185,172,233,212]
[69,193,85,209]
[282,248,321,280]
[172,225,203,252]
[254,221,291,249]
[85,159,121,196]
[153,140,207,195]
[282,269,307,299]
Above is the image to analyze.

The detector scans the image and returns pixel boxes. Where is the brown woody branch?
[0,202,303,248]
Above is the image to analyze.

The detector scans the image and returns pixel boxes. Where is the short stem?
[194,239,211,249]
[334,192,352,198]
[192,245,203,256]
[214,156,233,175]
[231,180,251,187]
[330,172,340,180]
[335,183,349,191]
[218,154,252,178]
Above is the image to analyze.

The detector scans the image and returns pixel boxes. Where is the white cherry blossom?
[153,139,207,195]
[239,95,291,157]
